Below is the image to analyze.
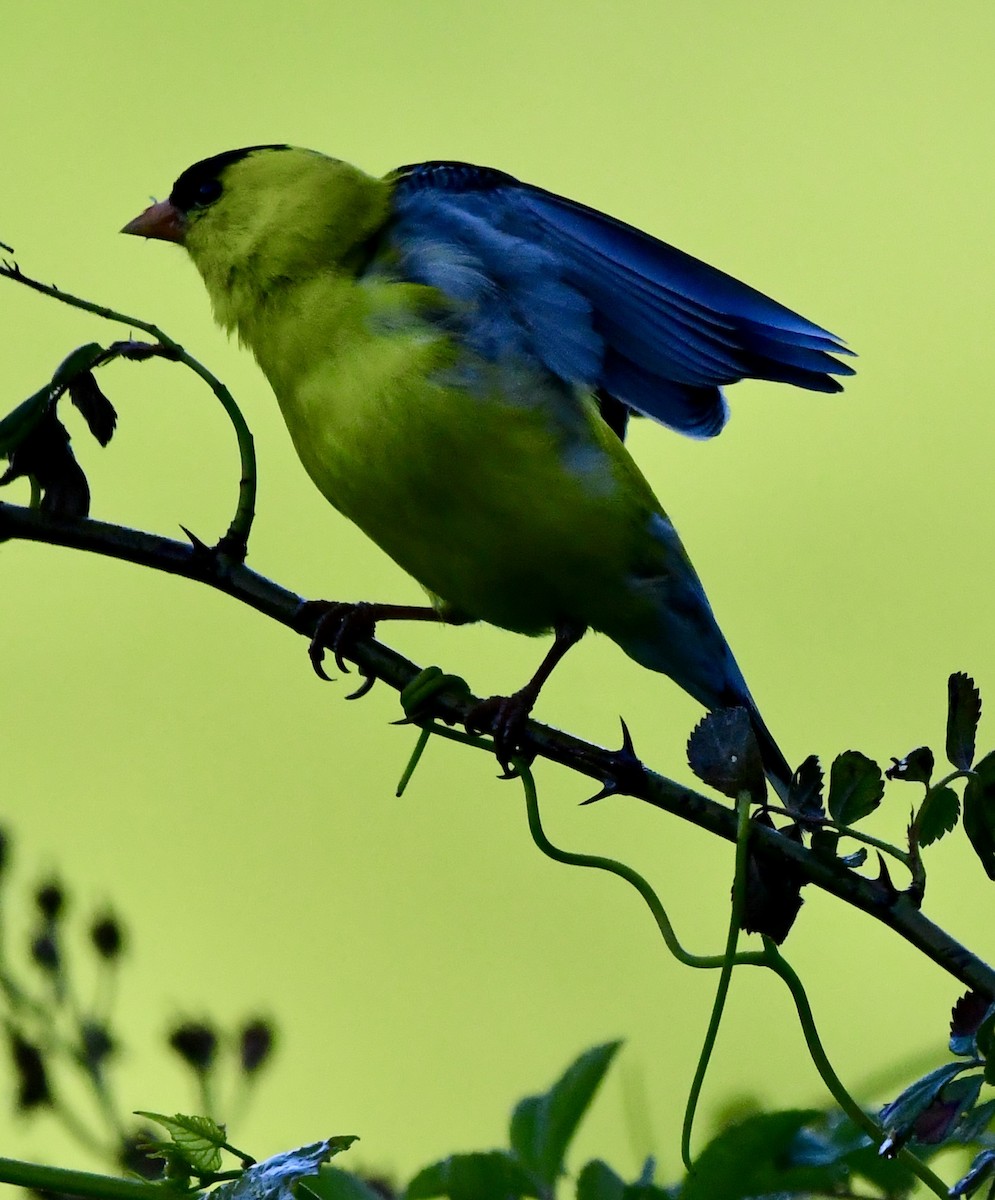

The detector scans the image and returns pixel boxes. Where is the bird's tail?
[745,700,793,805]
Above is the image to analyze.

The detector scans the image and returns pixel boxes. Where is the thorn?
[345,674,376,701]
[580,781,619,805]
[618,717,636,758]
[179,524,208,552]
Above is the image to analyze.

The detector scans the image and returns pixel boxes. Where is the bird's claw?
[466,690,537,777]
[296,600,377,691]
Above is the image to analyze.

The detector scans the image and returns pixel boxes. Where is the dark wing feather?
[389,161,854,438]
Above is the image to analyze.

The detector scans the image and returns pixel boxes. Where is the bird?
[122,145,853,796]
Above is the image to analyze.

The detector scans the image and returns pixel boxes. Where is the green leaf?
[948,673,982,771]
[299,1168,386,1200]
[406,1151,538,1200]
[576,1161,625,1200]
[134,1110,226,1174]
[686,709,765,802]
[213,1140,357,1200]
[963,750,995,880]
[879,1063,965,1140]
[509,1042,621,1189]
[827,751,883,826]
[917,785,961,846]
[682,1110,834,1200]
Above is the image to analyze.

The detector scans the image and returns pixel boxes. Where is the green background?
[2,0,994,1188]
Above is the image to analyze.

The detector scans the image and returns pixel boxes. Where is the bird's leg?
[295,600,471,694]
[467,621,587,773]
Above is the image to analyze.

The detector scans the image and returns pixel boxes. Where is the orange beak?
[121,199,186,243]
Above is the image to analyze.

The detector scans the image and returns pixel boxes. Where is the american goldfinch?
[124,145,852,793]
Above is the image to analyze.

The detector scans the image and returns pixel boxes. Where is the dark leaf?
[7,1029,51,1109]
[0,409,90,516]
[90,913,124,960]
[68,371,116,446]
[686,708,765,802]
[682,1110,834,1200]
[239,1018,275,1074]
[118,1125,168,1180]
[828,751,884,826]
[950,991,992,1056]
[951,1148,995,1198]
[963,750,995,880]
[879,1062,966,1147]
[405,1152,538,1200]
[35,881,64,920]
[300,1168,390,1200]
[575,1161,625,1200]
[787,755,824,824]
[911,1073,983,1145]
[951,1098,995,1143]
[166,1022,218,1071]
[886,746,934,785]
[917,785,961,847]
[509,1042,621,1188]
[0,387,52,458]
[50,343,105,388]
[741,814,805,944]
[80,1019,114,1070]
[948,673,982,771]
[809,827,840,862]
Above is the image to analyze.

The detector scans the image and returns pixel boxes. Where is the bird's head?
[122,145,390,330]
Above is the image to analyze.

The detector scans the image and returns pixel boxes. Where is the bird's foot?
[466,688,538,777]
[295,600,378,697]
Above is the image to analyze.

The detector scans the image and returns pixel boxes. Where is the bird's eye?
[193,179,223,207]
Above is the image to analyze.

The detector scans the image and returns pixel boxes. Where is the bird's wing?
[385,161,854,438]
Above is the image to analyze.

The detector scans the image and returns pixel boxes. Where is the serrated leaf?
[682,1110,834,1200]
[963,750,995,880]
[686,708,765,803]
[950,992,993,1056]
[787,755,824,824]
[948,673,982,771]
[68,371,117,446]
[828,751,883,826]
[213,1140,357,1200]
[509,1042,621,1188]
[885,746,934,785]
[298,1167,386,1200]
[51,343,105,388]
[405,1151,537,1200]
[134,1110,226,1174]
[917,785,961,847]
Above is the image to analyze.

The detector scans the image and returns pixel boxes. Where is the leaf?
[839,847,868,868]
[299,1168,387,1200]
[0,408,90,516]
[686,708,765,802]
[508,1041,621,1188]
[950,991,992,1057]
[827,751,883,826]
[917,785,961,847]
[406,1151,537,1200]
[879,1063,966,1145]
[787,755,824,824]
[68,371,117,446]
[885,746,934,785]
[50,342,105,388]
[952,1148,995,1198]
[741,814,805,943]
[948,673,982,771]
[963,750,995,880]
[682,1110,835,1200]
[911,1073,983,1145]
[0,387,52,458]
[134,1110,227,1175]
[575,1161,625,1200]
[213,1140,357,1200]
